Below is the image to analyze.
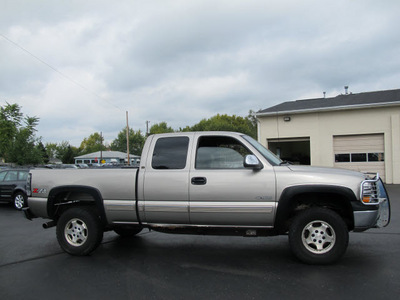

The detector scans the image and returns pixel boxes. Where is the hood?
[287,165,366,179]
[274,164,368,194]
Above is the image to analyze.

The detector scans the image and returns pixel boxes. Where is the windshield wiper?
[279,160,293,166]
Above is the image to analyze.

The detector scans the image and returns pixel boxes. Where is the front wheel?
[56,207,104,256]
[289,207,349,265]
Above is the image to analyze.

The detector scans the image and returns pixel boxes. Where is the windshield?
[242,135,282,166]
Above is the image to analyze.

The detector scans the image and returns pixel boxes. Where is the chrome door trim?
[190,201,275,213]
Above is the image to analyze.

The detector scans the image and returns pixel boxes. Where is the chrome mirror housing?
[244,155,263,170]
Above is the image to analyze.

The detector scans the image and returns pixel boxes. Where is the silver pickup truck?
[24,131,391,264]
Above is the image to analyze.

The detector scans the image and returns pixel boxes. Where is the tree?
[44,141,80,164]
[0,103,44,165]
[61,145,76,164]
[79,132,106,155]
[247,109,258,132]
[45,142,59,162]
[37,142,49,164]
[0,103,23,161]
[188,113,257,138]
[111,128,145,156]
[149,122,174,135]
[55,141,80,163]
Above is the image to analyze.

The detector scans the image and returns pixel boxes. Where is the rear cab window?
[151,137,190,170]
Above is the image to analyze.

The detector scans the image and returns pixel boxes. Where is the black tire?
[13,192,27,210]
[56,207,104,256]
[289,207,349,265]
[114,226,143,237]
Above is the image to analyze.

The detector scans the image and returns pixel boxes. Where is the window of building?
[335,154,350,162]
[368,153,385,162]
[335,152,384,163]
[152,137,189,170]
[351,153,367,162]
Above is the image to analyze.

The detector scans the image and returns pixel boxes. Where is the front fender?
[274,185,358,233]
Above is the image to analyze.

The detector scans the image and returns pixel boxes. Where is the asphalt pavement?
[0,186,399,300]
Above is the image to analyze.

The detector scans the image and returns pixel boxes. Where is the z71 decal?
[33,188,47,194]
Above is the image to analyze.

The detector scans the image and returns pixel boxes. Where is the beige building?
[256,88,400,183]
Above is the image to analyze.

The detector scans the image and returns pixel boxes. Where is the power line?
[0,33,123,111]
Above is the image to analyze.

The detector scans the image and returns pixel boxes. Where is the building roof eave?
[256,101,400,117]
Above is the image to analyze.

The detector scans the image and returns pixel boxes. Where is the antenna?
[126,111,130,165]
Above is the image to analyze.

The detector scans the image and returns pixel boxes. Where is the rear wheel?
[289,207,349,265]
[56,207,103,256]
[13,192,27,210]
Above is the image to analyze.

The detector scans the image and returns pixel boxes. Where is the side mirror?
[244,155,263,170]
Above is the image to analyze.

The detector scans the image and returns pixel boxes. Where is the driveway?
[0,185,399,299]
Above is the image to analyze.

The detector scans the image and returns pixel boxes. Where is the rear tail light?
[26,173,32,197]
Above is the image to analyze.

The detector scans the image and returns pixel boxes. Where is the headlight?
[360,174,379,205]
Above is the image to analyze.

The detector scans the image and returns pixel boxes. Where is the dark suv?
[0,169,29,210]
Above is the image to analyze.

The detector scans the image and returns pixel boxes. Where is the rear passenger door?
[142,134,193,224]
[189,134,276,226]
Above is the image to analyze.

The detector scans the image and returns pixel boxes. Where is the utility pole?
[100,131,103,163]
[146,120,150,136]
[126,111,130,165]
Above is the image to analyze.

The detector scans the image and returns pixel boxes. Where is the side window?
[0,171,6,181]
[5,171,18,181]
[152,137,189,170]
[18,171,28,181]
[196,136,251,169]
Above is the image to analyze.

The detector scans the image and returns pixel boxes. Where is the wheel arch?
[47,185,107,226]
[12,186,28,198]
[274,185,357,234]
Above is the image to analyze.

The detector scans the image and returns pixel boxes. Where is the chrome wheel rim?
[301,220,336,254]
[64,218,88,246]
[14,194,24,209]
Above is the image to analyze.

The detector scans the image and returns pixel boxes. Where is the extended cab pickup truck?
[24,132,391,264]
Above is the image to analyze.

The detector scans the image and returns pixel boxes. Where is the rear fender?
[47,185,107,225]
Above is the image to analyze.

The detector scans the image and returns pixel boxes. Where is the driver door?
[189,134,276,226]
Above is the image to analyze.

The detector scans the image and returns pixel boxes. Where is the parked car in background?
[0,169,29,210]
[76,164,89,169]
[45,164,79,169]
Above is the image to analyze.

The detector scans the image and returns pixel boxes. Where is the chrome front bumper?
[354,179,391,231]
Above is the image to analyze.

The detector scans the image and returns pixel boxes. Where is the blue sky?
[1,0,400,146]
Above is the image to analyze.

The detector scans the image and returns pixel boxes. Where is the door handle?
[191,177,207,185]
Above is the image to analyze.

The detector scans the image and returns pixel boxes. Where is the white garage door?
[333,134,385,181]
